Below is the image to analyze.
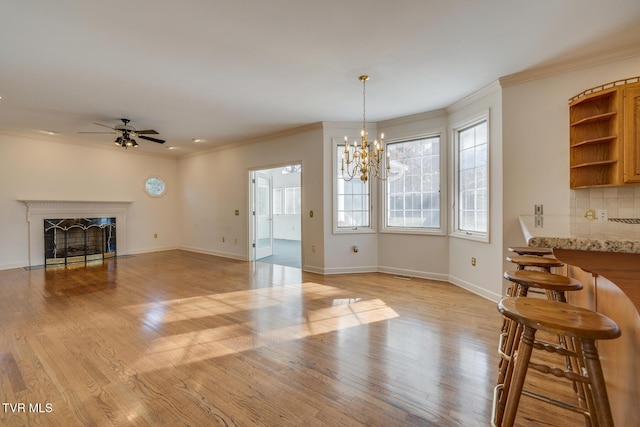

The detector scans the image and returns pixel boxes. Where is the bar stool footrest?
[521,389,591,417]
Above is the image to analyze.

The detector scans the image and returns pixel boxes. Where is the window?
[383,135,442,233]
[334,142,372,231]
[453,116,488,240]
[273,187,301,215]
[144,176,166,197]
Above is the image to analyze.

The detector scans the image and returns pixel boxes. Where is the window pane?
[385,136,440,229]
[337,145,371,228]
[273,188,283,215]
[456,120,488,234]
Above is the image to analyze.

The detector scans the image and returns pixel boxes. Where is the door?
[254,172,273,259]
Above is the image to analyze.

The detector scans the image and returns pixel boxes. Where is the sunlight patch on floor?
[128,283,399,371]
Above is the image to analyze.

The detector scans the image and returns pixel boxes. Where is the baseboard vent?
[393,275,413,280]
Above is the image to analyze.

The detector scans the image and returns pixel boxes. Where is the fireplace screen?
[44,218,116,266]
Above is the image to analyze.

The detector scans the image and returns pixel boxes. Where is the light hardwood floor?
[0,250,587,426]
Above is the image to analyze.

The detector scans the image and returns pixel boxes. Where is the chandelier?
[341,75,389,182]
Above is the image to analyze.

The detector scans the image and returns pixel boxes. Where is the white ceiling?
[2,0,640,157]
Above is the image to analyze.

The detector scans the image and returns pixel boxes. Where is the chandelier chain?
[362,77,366,134]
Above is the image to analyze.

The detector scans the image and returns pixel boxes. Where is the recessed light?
[168,146,177,150]
[192,138,204,143]
[40,130,58,135]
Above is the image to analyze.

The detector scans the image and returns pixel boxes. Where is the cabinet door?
[623,86,640,183]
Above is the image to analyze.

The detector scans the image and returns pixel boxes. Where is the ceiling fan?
[79,118,165,148]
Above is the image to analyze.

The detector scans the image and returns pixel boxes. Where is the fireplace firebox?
[44,218,116,266]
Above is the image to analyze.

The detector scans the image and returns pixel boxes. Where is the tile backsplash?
[570,187,640,240]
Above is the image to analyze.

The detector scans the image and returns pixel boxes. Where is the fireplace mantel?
[19,200,131,267]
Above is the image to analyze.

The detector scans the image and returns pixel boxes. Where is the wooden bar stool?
[505,255,563,272]
[498,270,585,408]
[494,297,620,427]
[508,246,554,256]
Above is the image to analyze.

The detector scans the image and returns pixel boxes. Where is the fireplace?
[44,218,116,266]
[20,200,130,267]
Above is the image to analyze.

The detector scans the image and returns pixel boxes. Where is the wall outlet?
[222,236,225,243]
[597,209,608,221]
[311,245,316,253]
[471,257,477,266]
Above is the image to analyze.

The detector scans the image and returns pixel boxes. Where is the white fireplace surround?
[20,200,131,267]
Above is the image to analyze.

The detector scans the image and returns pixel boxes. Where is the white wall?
[177,124,324,271]
[0,135,180,269]
[502,55,640,283]
[377,111,450,281]
[447,82,504,301]
[321,122,379,274]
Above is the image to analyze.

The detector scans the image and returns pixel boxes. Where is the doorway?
[249,164,302,268]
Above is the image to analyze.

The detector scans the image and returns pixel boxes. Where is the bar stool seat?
[494,297,621,427]
[503,270,582,301]
[506,255,564,271]
[508,246,554,256]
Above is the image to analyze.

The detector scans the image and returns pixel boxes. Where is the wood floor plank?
[0,250,589,426]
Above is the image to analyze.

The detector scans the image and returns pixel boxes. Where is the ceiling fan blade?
[93,122,117,130]
[78,131,116,134]
[135,129,159,135]
[138,135,165,144]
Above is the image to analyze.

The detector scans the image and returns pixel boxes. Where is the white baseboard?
[319,265,379,275]
[179,245,248,261]
[377,266,450,283]
[127,245,179,255]
[448,274,502,302]
[0,261,29,271]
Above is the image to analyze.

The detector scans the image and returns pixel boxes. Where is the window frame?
[450,111,490,242]
[380,131,446,235]
[333,137,375,234]
[144,176,167,197]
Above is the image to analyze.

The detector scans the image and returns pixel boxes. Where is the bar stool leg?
[501,326,536,427]
[581,340,615,427]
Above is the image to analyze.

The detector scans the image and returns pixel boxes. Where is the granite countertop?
[519,215,640,254]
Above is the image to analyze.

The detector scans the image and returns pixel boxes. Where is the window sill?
[380,227,445,236]
[450,230,489,243]
[333,227,376,235]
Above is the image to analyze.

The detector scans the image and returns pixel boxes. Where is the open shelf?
[570,135,617,148]
[570,159,617,169]
[570,111,616,126]
[569,86,620,188]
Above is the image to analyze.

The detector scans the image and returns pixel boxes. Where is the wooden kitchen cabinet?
[623,84,640,183]
[569,77,640,188]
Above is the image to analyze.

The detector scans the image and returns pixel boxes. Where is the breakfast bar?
[519,215,640,426]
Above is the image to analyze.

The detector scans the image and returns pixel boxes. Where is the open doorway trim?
[248,163,302,268]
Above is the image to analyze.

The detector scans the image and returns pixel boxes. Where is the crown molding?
[377,108,448,128]
[499,44,640,88]
[178,122,324,159]
[447,80,502,113]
